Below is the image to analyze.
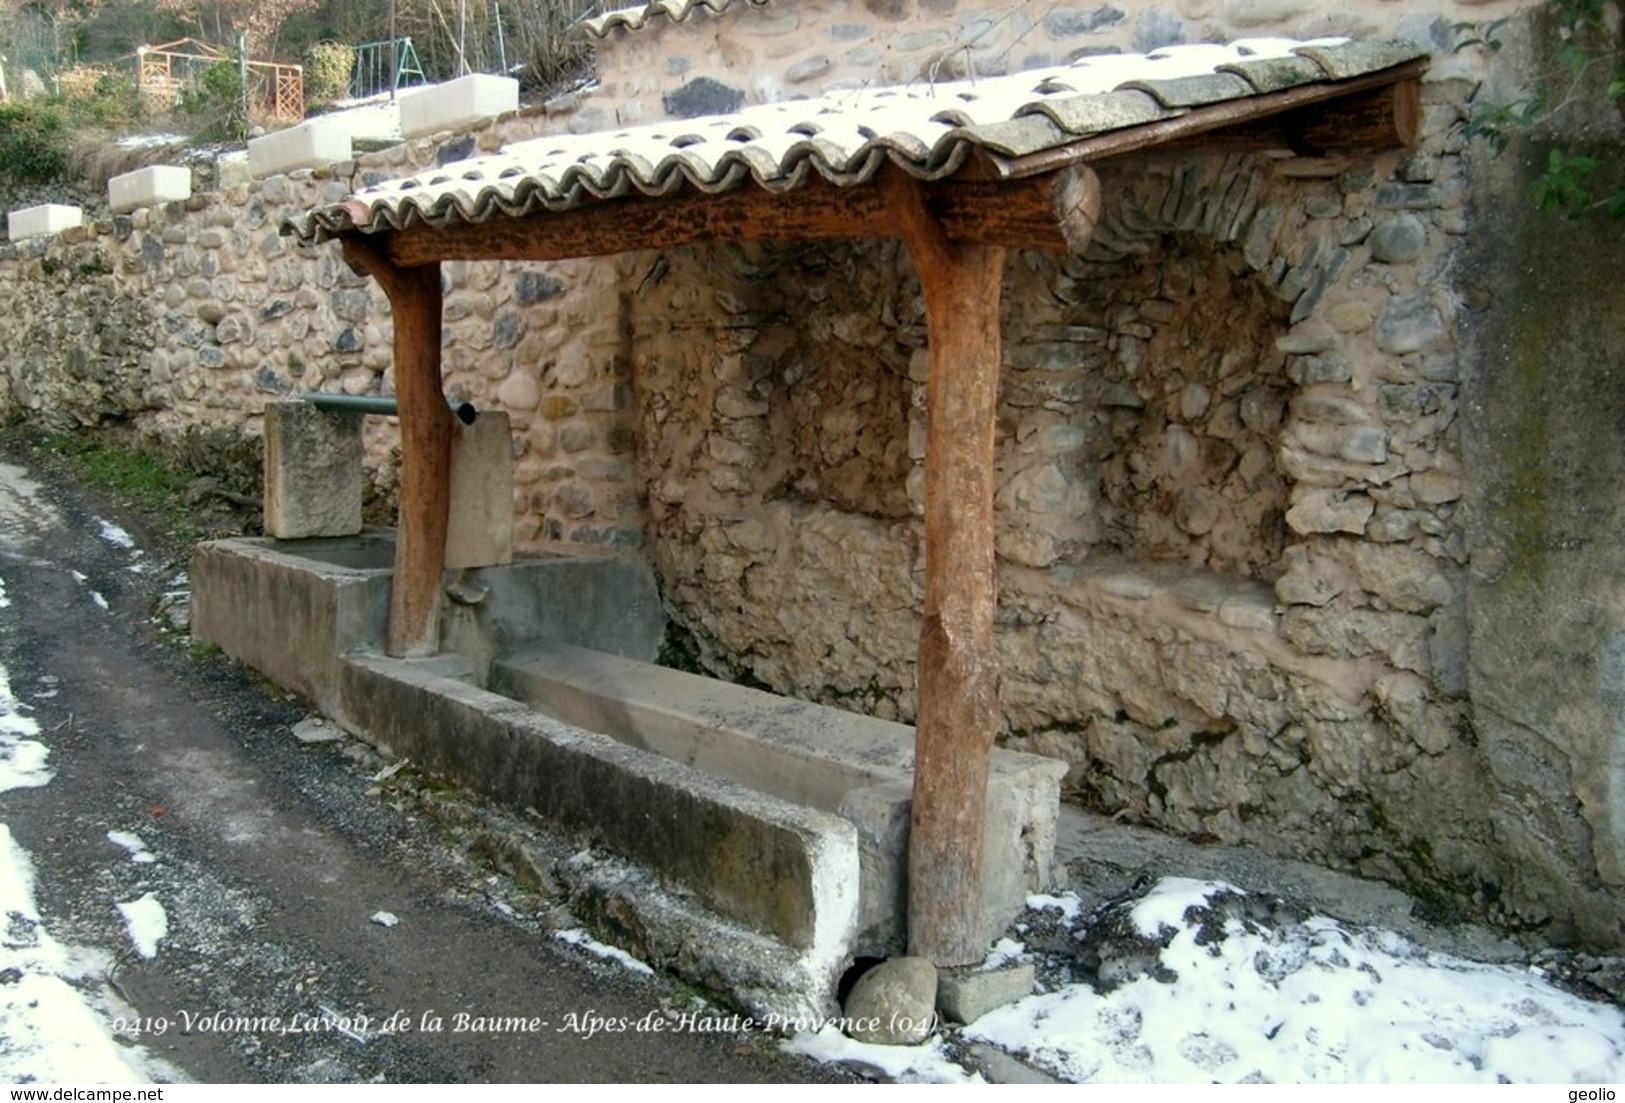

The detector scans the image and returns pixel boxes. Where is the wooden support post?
[341,236,451,657]
[884,169,1007,967]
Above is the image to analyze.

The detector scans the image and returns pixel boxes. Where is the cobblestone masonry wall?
[0,0,1620,948]
[584,0,1512,130]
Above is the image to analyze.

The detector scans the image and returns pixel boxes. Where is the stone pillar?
[445,411,515,569]
[263,401,364,539]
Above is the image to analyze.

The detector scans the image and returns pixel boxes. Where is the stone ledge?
[338,651,861,956]
[489,640,1067,955]
[248,120,354,178]
[7,204,83,242]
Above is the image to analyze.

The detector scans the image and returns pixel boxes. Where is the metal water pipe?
[300,392,478,424]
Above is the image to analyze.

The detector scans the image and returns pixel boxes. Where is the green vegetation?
[1460,0,1625,218]
[41,432,200,537]
[303,41,355,111]
[0,70,148,186]
[178,59,248,140]
[0,100,69,182]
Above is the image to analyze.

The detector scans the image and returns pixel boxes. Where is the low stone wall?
[0,98,643,551]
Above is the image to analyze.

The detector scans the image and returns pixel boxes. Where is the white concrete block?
[247,120,353,178]
[399,74,518,139]
[108,165,192,214]
[321,99,402,143]
[7,204,83,242]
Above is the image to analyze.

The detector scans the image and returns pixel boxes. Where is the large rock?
[843,956,938,1045]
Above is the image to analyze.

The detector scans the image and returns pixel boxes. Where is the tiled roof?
[285,38,1426,246]
[580,0,753,39]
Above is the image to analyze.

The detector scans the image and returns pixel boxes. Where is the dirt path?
[0,439,849,1084]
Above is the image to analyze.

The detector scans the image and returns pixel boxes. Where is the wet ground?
[0,434,853,1084]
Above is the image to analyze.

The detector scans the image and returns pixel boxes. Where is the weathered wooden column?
[883,171,1008,966]
[882,164,1101,966]
[341,236,452,657]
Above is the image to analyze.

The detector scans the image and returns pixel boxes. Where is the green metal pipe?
[300,392,478,424]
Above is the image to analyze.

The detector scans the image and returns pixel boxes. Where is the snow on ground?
[0,570,168,1082]
[0,632,50,791]
[95,518,137,550]
[116,893,169,960]
[961,879,1625,1084]
[554,927,656,976]
[113,132,190,150]
[0,826,157,1083]
[782,1025,978,1083]
[108,830,157,864]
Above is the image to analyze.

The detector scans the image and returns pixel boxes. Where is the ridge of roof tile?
[286,37,1429,245]
[579,0,758,40]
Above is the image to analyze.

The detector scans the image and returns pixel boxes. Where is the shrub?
[305,41,355,110]
[0,101,69,183]
[180,60,249,140]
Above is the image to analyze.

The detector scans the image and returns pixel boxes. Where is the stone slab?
[108,165,192,214]
[263,401,364,539]
[937,962,1036,1024]
[190,535,393,720]
[438,555,667,684]
[248,120,353,178]
[444,411,514,570]
[7,204,83,241]
[321,98,403,143]
[338,651,861,956]
[399,74,518,138]
[489,641,1068,955]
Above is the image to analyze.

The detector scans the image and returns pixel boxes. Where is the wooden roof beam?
[369,163,1102,268]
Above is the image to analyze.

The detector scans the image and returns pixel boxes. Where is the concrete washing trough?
[192,534,1065,1016]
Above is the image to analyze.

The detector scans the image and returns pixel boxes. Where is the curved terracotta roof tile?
[284,37,1428,245]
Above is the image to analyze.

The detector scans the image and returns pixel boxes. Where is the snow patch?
[554,928,655,976]
[107,831,156,864]
[1129,876,1235,937]
[982,937,1027,970]
[0,826,155,1083]
[1026,891,1083,923]
[95,519,137,550]
[781,1025,978,1083]
[968,878,1625,1084]
[115,893,168,960]
[0,658,50,792]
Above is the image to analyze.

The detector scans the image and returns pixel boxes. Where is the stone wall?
[584,0,1506,129]
[0,0,1621,950]
[0,100,644,553]
[627,126,1505,921]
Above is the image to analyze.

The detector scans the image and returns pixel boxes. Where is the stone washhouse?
[3,0,1622,1011]
[273,24,1424,990]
